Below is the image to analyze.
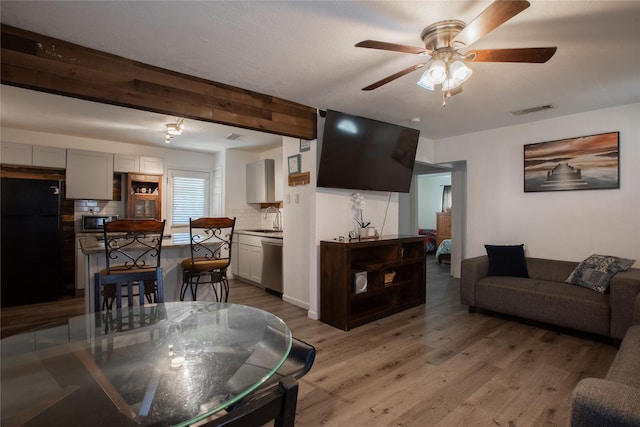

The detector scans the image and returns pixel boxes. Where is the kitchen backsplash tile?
[230,206,262,231]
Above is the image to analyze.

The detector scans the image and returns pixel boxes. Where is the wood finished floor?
[1,256,617,426]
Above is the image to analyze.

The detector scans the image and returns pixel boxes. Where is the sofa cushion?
[475,276,610,337]
[526,258,579,283]
[567,254,636,293]
[484,244,529,278]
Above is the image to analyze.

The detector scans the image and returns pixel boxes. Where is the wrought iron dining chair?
[95,218,165,312]
[180,217,236,302]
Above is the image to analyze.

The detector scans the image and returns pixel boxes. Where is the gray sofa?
[570,304,640,426]
[571,295,640,427]
[461,255,640,426]
[460,255,640,340]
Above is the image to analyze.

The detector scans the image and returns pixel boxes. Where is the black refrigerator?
[1,177,63,307]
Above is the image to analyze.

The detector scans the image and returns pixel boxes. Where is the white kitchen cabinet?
[238,244,252,280]
[237,234,263,286]
[140,156,164,174]
[248,245,263,284]
[33,145,66,168]
[1,142,66,168]
[1,142,32,165]
[113,154,140,173]
[113,154,163,174]
[231,233,239,278]
[66,149,114,200]
[246,159,275,203]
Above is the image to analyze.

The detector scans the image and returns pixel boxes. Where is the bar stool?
[180,217,236,302]
[95,218,165,311]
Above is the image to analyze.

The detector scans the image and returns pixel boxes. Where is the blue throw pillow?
[484,244,529,278]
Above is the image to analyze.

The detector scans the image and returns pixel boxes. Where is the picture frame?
[288,154,301,175]
[524,131,620,192]
[299,139,311,152]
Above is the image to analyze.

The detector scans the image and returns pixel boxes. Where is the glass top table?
[1,302,292,426]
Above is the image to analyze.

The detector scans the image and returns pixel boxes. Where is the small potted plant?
[351,193,371,238]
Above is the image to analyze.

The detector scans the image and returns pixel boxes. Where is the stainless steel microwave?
[82,215,118,232]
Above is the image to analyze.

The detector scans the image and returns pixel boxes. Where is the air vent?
[511,104,556,116]
[225,133,242,140]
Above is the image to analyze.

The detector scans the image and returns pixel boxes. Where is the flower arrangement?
[351,192,370,229]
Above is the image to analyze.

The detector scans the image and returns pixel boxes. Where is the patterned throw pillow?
[566,254,635,293]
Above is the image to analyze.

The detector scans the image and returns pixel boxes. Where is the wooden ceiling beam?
[0,24,317,140]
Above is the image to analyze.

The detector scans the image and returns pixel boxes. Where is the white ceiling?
[1,1,639,154]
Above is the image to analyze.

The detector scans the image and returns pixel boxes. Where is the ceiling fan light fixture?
[417,54,473,94]
[450,60,472,81]
[426,60,447,84]
[357,0,557,106]
[417,72,435,91]
[442,66,472,91]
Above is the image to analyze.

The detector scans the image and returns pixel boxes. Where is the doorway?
[400,161,467,278]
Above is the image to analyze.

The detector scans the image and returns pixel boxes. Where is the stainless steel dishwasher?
[261,237,283,296]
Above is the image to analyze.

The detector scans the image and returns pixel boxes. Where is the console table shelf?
[320,235,426,331]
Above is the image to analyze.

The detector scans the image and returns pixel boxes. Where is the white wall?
[435,103,640,266]
[316,190,399,241]
[281,113,402,318]
[417,173,451,230]
[282,137,315,312]
[449,164,467,278]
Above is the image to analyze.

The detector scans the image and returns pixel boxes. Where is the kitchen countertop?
[79,230,283,255]
[78,233,194,255]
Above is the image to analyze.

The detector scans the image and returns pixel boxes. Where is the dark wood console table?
[320,235,426,331]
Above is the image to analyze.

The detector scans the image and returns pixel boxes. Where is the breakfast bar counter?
[78,233,194,254]
[78,229,284,314]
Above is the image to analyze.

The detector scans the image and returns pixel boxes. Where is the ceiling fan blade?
[356,40,430,56]
[465,47,557,63]
[452,0,531,48]
[362,63,426,91]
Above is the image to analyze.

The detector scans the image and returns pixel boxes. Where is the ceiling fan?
[356,0,557,105]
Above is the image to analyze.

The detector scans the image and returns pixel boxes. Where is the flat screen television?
[317,110,420,193]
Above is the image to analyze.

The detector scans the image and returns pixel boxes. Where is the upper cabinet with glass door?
[127,173,162,220]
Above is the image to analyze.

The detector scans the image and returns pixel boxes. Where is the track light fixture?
[164,118,185,144]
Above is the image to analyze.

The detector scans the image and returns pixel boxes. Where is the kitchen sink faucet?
[264,206,282,231]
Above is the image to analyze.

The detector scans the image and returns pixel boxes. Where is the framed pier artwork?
[524,131,620,193]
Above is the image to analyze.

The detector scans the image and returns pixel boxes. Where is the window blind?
[171,175,208,225]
